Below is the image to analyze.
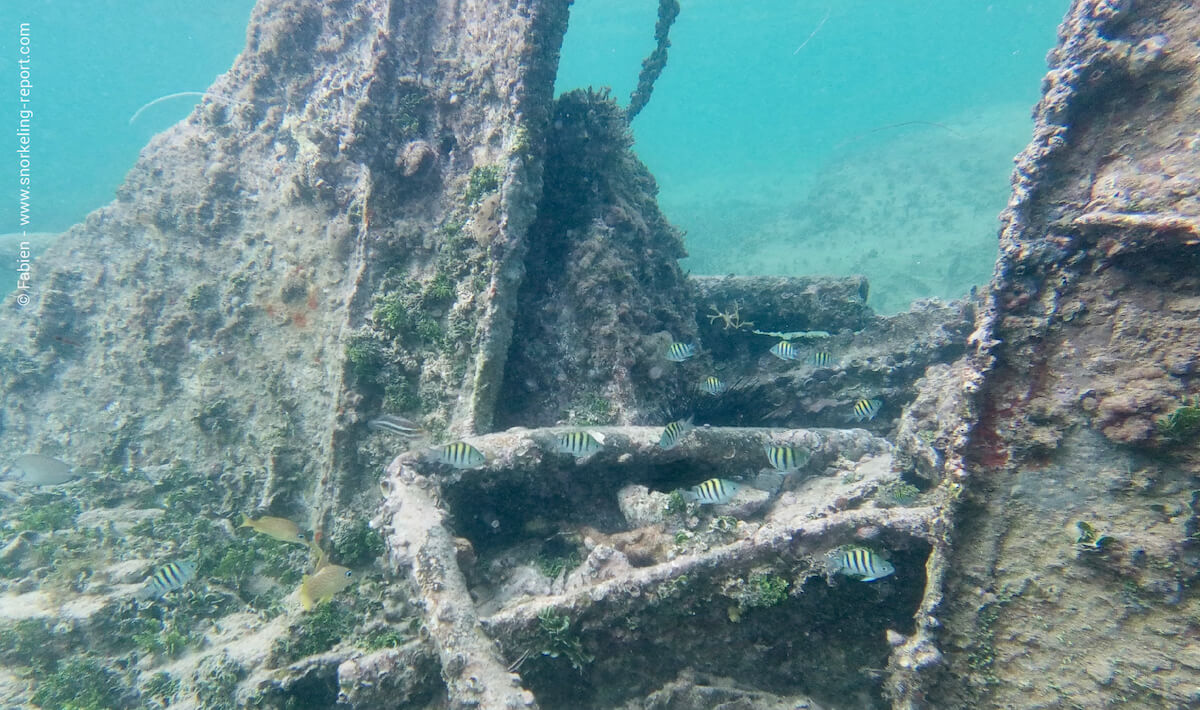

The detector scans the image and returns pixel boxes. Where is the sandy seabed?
[668,104,1033,314]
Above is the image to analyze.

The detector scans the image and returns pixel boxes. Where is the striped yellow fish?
[808,351,832,367]
[769,341,799,361]
[658,416,695,450]
[828,546,894,581]
[681,478,741,505]
[434,442,486,469]
[299,564,355,610]
[852,399,883,422]
[764,444,807,472]
[136,560,198,600]
[665,342,697,362]
[239,515,308,545]
[555,430,605,457]
[699,376,727,396]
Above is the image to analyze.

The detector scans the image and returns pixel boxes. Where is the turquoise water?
[0,1,254,236]
[1,0,1065,313]
[558,0,1068,312]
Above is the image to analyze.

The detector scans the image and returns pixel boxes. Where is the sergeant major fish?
[433,442,486,469]
[681,478,741,505]
[769,341,800,361]
[827,546,894,582]
[658,416,695,450]
[136,560,198,600]
[808,351,832,367]
[852,399,883,422]
[764,444,807,472]
[699,376,727,396]
[555,431,605,458]
[665,342,697,362]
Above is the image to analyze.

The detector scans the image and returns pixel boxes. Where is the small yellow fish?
[299,564,355,610]
[239,515,308,545]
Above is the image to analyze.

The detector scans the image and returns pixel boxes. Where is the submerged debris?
[752,328,832,341]
[707,302,754,331]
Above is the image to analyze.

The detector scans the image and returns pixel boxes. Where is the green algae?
[1157,395,1200,443]
[194,653,244,710]
[0,618,61,674]
[345,334,386,381]
[567,391,614,425]
[270,601,356,665]
[535,538,582,580]
[707,515,739,538]
[744,572,789,608]
[142,672,179,706]
[15,494,80,531]
[464,164,501,205]
[723,569,790,614]
[358,626,408,651]
[663,489,687,516]
[879,479,921,506]
[330,518,385,568]
[537,608,593,672]
[31,658,126,710]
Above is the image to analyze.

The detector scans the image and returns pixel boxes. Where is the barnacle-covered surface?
[496,89,696,430]
[0,0,573,706]
[694,274,875,342]
[703,298,971,432]
[908,1,1200,707]
[0,0,573,530]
